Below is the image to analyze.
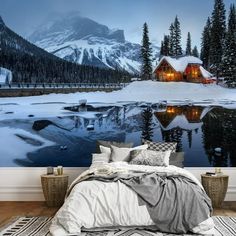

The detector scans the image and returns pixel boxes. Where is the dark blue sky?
[0,0,234,48]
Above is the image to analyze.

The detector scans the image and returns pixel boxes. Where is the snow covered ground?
[0,81,236,121]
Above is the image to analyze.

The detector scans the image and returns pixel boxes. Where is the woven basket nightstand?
[201,174,229,208]
[41,174,69,207]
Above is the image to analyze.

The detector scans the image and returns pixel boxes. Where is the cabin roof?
[199,66,213,78]
[154,56,203,73]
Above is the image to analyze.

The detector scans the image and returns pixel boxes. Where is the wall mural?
[0,100,235,167]
[1,0,236,168]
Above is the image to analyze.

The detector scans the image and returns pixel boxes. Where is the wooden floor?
[0,201,236,228]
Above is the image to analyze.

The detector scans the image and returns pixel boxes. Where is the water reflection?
[155,105,236,167]
[202,107,236,167]
[0,103,235,167]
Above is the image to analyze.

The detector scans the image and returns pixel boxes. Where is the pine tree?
[169,23,175,56]
[159,41,164,60]
[185,32,192,55]
[192,46,199,58]
[169,16,182,57]
[163,35,170,56]
[141,22,153,80]
[160,34,170,59]
[141,107,153,141]
[200,17,211,69]
[221,4,236,84]
[209,0,226,73]
[173,16,182,57]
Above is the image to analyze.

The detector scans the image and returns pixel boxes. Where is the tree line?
[201,1,236,83]
[0,48,129,84]
[140,0,236,84]
[159,17,199,59]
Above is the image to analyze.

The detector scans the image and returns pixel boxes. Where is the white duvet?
[50,162,215,236]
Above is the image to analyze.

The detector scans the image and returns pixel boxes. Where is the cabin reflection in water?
[154,106,211,131]
[154,105,236,167]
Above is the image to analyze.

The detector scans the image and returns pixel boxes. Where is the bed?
[50,141,215,236]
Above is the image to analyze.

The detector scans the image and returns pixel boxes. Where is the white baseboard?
[0,167,235,201]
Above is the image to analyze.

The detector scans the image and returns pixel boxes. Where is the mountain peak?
[28,13,160,74]
[29,13,125,44]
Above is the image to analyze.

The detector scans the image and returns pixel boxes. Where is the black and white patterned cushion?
[143,140,177,153]
[129,149,171,166]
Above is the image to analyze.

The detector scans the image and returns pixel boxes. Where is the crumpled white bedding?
[50,162,215,236]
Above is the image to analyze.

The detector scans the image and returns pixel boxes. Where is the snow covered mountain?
[29,14,160,74]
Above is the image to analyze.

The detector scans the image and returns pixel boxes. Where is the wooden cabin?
[154,56,213,83]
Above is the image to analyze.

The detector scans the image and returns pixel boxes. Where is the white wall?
[0,167,235,201]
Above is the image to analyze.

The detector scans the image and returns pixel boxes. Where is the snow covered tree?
[185,32,192,55]
[221,4,236,84]
[209,0,226,73]
[173,16,182,57]
[169,16,182,57]
[192,46,199,58]
[141,22,153,80]
[200,17,211,69]
[169,23,175,56]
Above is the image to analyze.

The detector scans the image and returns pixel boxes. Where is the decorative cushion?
[110,144,148,162]
[99,145,111,155]
[143,140,177,153]
[129,149,171,166]
[91,153,110,168]
[169,152,184,168]
[96,140,133,153]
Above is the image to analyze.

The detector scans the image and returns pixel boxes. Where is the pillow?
[129,149,171,167]
[169,152,184,168]
[110,144,148,162]
[91,153,110,168]
[99,145,111,155]
[96,140,133,153]
[143,139,177,153]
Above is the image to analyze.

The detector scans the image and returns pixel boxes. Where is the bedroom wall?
[0,167,235,201]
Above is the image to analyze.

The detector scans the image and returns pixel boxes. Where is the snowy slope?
[29,14,160,74]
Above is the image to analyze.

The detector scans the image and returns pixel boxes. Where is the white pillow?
[100,145,111,155]
[91,153,110,168]
[110,144,148,162]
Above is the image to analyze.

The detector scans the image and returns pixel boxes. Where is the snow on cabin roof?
[155,56,203,73]
[200,66,213,78]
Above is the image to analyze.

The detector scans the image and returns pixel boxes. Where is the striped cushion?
[143,140,177,153]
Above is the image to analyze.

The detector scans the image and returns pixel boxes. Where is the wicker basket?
[41,174,69,207]
[201,174,229,208]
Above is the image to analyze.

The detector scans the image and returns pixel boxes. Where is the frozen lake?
[0,102,235,167]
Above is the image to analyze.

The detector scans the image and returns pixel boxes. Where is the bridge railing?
[0,83,129,89]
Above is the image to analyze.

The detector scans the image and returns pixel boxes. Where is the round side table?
[201,174,229,208]
[41,174,69,207]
